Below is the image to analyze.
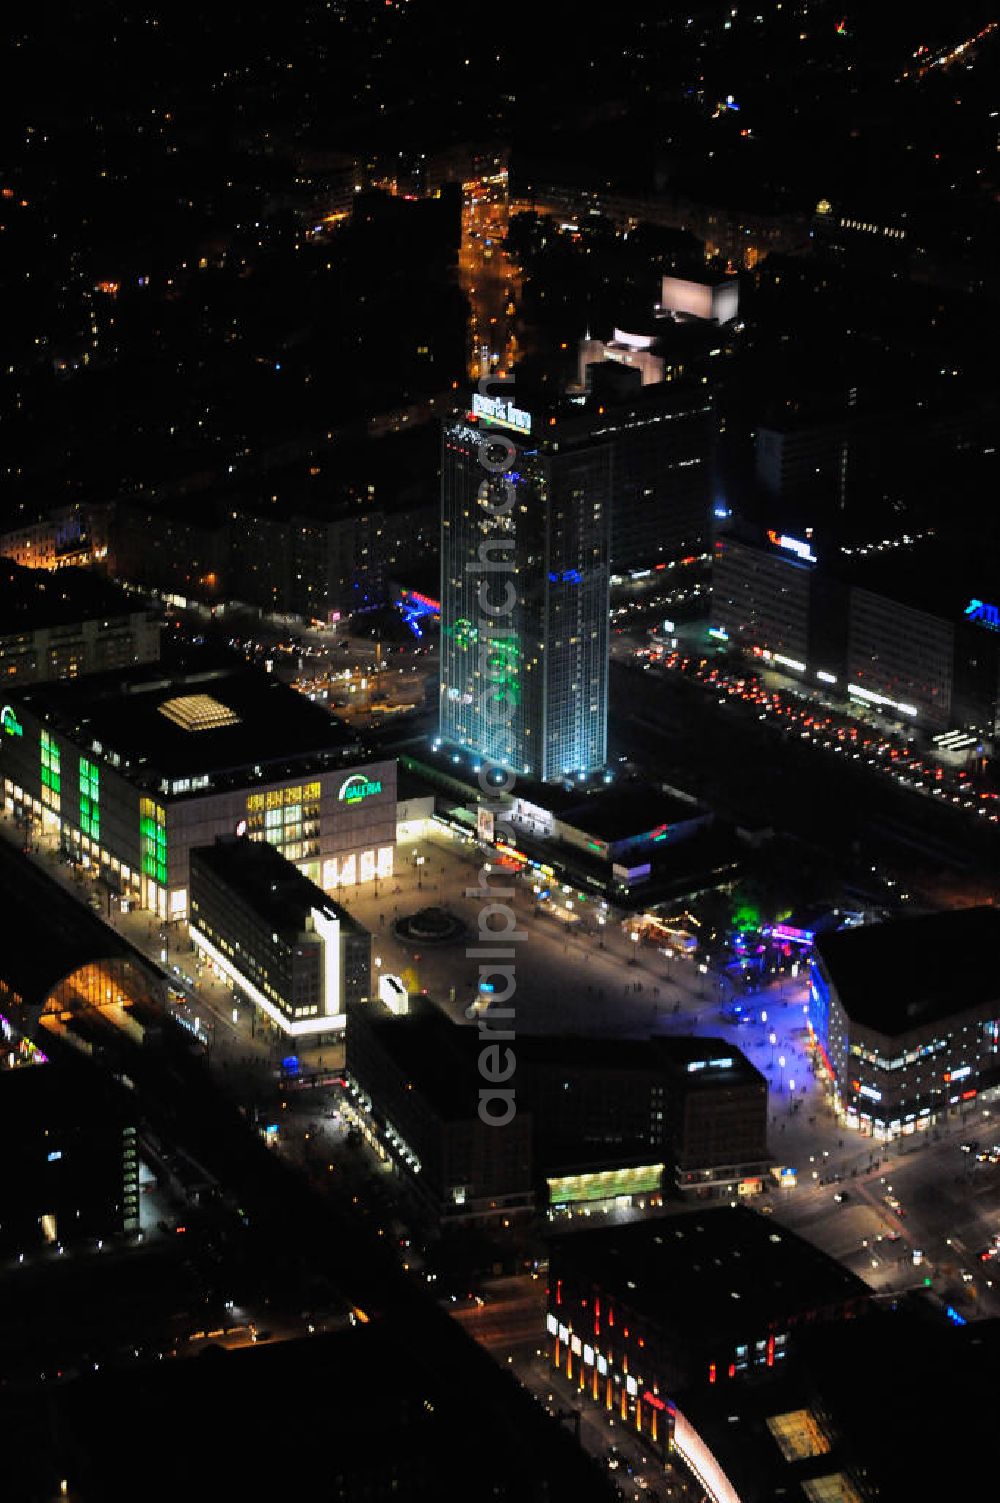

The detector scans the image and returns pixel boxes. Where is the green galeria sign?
[1,705,23,738]
[338,774,383,806]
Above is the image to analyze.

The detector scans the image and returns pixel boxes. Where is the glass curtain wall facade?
[440,412,610,781]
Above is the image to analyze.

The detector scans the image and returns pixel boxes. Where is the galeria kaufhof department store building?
[1,666,396,921]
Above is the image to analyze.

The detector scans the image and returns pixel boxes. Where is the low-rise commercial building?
[189,836,372,1039]
[809,906,1000,1137]
[2,664,396,920]
[398,752,741,906]
[504,779,724,899]
[546,1207,868,1470]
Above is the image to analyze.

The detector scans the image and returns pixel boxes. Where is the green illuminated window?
[140,798,167,884]
[40,730,61,811]
[79,757,100,840]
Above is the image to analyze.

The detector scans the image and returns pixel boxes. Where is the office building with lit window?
[1,665,395,920]
[587,368,714,575]
[711,528,819,674]
[440,391,612,781]
[345,994,535,1228]
[711,529,1000,739]
[0,560,160,685]
[546,1207,867,1471]
[523,1033,768,1208]
[189,837,372,1038]
[809,906,1000,1138]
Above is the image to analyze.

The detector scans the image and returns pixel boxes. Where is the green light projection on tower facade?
[451,618,478,649]
[486,635,521,706]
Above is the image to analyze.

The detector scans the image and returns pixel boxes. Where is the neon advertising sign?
[338,774,383,806]
[1,705,23,738]
[769,923,814,947]
[471,392,532,435]
[965,599,1000,631]
[766,529,817,564]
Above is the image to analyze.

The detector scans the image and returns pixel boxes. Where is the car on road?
[834,1191,850,1203]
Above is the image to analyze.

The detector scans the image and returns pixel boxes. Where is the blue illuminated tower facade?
[440,397,611,781]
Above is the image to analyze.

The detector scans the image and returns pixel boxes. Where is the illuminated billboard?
[471,391,532,434]
[660,276,739,324]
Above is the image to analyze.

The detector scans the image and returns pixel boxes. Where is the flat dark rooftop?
[814,905,1000,1034]
[522,1032,763,1089]
[550,1206,867,1340]
[0,561,145,633]
[350,998,484,1122]
[12,664,364,788]
[353,1003,762,1122]
[42,1321,615,1503]
[191,837,365,938]
[0,1055,133,1130]
[841,534,998,622]
[651,1034,767,1089]
[559,786,707,842]
[787,1312,1000,1503]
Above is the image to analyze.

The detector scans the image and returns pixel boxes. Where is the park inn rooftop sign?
[471,391,532,435]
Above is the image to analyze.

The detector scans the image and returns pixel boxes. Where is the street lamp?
[416,856,425,889]
[778,1054,786,1093]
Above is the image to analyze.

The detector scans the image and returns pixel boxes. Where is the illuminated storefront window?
[246,782,321,863]
[139,798,167,884]
[40,730,61,812]
[322,846,393,891]
[79,757,100,840]
[547,1164,664,1207]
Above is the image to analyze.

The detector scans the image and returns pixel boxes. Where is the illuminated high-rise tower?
[440,392,611,781]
